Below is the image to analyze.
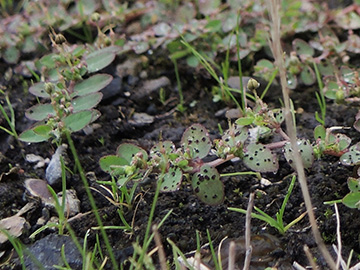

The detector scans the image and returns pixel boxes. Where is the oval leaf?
[300,65,315,85]
[243,143,278,173]
[116,143,148,164]
[25,104,55,121]
[181,124,212,159]
[85,46,120,73]
[342,192,360,209]
[19,129,50,143]
[29,82,51,98]
[293,38,314,56]
[63,110,96,132]
[72,74,113,97]
[72,92,103,112]
[99,155,129,173]
[284,139,314,170]
[192,165,224,205]
[160,167,182,192]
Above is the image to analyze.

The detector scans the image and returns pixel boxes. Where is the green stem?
[135,177,163,269]
[65,130,118,270]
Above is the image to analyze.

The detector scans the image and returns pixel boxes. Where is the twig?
[265,0,337,269]
[243,193,254,270]
[334,203,342,269]
[228,241,236,270]
[152,224,167,270]
[304,245,319,270]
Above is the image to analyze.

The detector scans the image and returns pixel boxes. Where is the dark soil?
[1,38,360,270]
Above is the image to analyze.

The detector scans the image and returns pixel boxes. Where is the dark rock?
[24,234,82,270]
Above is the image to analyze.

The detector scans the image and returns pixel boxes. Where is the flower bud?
[247,78,260,91]
[45,83,55,94]
[91,12,101,22]
[55,34,66,45]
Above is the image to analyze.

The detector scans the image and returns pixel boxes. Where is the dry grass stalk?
[152,224,167,270]
[265,0,336,269]
[242,192,254,270]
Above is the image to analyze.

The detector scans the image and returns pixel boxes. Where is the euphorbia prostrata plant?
[19,31,119,144]
[100,77,360,207]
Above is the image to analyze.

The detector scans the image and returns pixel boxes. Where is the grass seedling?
[66,130,118,270]
[180,39,243,109]
[235,11,245,113]
[0,89,18,140]
[207,229,220,270]
[229,175,307,234]
[314,62,326,126]
[172,59,186,113]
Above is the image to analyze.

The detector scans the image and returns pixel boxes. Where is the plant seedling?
[19,32,118,144]
[229,175,307,234]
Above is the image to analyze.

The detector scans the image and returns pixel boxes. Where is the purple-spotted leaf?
[340,143,360,166]
[284,139,314,170]
[116,143,148,164]
[243,143,278,173]
[72,74,113,97]
[272,108,284,124]
[318,59,334,76]
[181,124,212,159]
[222,124,248,148]
[348,177,360,192]
[25,104,55,121]
[300,65,315,85]
[160,167,182,192]
[150,141,176,156]
[29,82,51,98]
[314,125,326,140]
[342,192,360,209]
[192,165,224,205]
[293,38,314,56]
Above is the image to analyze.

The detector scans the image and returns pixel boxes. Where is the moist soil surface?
[1,48,360,269]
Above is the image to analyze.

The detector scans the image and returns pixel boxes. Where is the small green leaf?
[85,46,120,73]
[116,143,148,164]
[4,46,20,64]
[300,65,315,85]
[293,38,314,56]
[19,128,50,143]
[72,74,113,97]
[25,104,55,121]
[33,124,52,137]
[29,82,51,98]
[63,110,97,132]
[342,192,360,209]
[286,72,298,89]
[99,155,129,173]
[72,93,103,112]
[192,165,224,205]
[348,177,360,192]
[236,116,254,126]
[318,59,334,76]
[314,125,326,140]
[181,124,212,159]
[160,167,182,192]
